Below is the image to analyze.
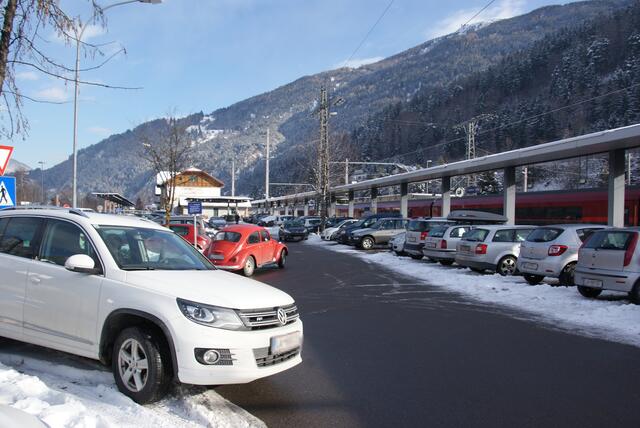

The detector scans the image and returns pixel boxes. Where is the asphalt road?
[218,241,640,428]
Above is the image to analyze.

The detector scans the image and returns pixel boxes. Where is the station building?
[156,168,251,217]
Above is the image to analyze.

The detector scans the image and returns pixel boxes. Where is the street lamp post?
[38,161,45,204]
[71,0,161,208]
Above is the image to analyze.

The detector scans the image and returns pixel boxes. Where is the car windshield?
[95,226,214,271]
[427,225,449,238]
[214,231,242,242]
[527,228,564,242]
[407,220,428,232]
[284,220,303,228]
[463,228,489,242]
[583,231,636,250]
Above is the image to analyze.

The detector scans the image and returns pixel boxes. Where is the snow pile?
[0,344,264,428]
[307,236,640,347]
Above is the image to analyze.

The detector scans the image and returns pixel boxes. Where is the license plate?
[408,237,416,242]
[583,278,603,288]
[523,262,538,270]
[270,331,302,354]
[210,254,224,260]
[460,245,470,252]
[426,242,436,248]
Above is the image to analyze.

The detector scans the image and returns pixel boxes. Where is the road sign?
[0,146,13,176]
[0,176,16,208]
[188,201,202,215]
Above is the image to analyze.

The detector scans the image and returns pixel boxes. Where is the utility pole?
[318,86,330,229]
[523,166,528,192]
[345,158,349,185]
[265,128,270,201]
[38,161,45,204]
[231,159,236,197]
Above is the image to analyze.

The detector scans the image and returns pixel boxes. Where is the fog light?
[203,349,220,364]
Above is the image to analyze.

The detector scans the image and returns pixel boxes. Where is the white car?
[0,208,302,404]
[321,219,358,241]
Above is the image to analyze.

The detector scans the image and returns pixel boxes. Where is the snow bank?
[307,236,640,347]
[0,344,264,428]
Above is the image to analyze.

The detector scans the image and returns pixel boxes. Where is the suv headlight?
[177,298,246,330]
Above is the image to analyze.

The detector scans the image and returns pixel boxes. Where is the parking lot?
[216,239,640,427]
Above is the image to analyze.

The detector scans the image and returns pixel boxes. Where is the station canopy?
[92,192,135,207]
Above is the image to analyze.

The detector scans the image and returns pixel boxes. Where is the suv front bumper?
[173,317,304,385]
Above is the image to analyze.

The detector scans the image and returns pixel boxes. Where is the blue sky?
[11,0,564,168]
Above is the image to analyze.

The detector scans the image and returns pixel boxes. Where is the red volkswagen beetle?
[204,224,288,276]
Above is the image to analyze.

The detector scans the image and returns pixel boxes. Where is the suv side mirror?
[65,254,97,274]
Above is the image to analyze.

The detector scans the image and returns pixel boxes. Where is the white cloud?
[33,86,71,103]
[15,71,39,81]
[87,126,112,137]
[426,0,526,39]
[335,56,384,69]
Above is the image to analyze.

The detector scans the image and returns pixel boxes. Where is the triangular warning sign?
[0,181,13,206]
[0,146,13,176]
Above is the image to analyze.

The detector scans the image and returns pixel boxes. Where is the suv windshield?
[527,228,563,242]
[95,226,214,271]
[463,228,489,242]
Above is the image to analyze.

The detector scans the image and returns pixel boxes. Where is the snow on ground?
[0,341,264,428]
[306,235,640,347]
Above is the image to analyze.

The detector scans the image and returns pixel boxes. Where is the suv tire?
[559,262,576,286]
[577,285,602,299]
[523,274,544,285]
[112,327,171,404]
[497,256,517,276]
[360,236,375,250]
[243,256,256,276]
[410,254,424,260]
[629,281,640,304]
[439,260,454,266]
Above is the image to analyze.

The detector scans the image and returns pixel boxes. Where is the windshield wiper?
[122,265,156,271]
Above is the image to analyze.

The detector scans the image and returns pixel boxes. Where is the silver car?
[422,224,473,265]
[455,225,536,275]
[351,218,409,250]
[574,228,640,303]
[517,224,604,285]
[404,218,452,260]
[389,231,406,255]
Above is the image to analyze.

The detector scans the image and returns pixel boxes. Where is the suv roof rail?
[0,205,90,218]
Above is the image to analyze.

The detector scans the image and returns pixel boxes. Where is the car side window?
[40,220,101,272]
[395,220,406,229]
[260,230,270,241]
[492,229,514,242]
[514,229,533,242]
[248,232,260,244]
[0,217,44,259]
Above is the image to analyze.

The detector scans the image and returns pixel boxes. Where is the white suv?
[0,208,303,403]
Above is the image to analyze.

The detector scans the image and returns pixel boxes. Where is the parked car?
[389,231,406,256]
[455,225,536,275]
[321,219,358,241]
[422,224,474,265]
[167,223,211,251]
[404,218,453,260]
[280,220,309,242]
[350,218,409,250]
[574,228,640,303]
[204,224,288,276]
[517,224,604,285]
[208,216,227,229]
[0,208,302,404]
[301,217,322,233]
[338,212,402,244]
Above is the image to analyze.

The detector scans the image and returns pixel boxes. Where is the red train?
[337,188,640,226]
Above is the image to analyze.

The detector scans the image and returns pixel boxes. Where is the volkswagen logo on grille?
[276,308,287,326]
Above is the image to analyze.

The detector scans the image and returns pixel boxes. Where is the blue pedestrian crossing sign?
[0,176,16,208]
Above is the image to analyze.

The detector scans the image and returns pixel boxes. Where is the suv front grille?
[253,347,301,368]
[238,304,299,330]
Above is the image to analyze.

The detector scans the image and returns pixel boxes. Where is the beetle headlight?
[177,298,246,330]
